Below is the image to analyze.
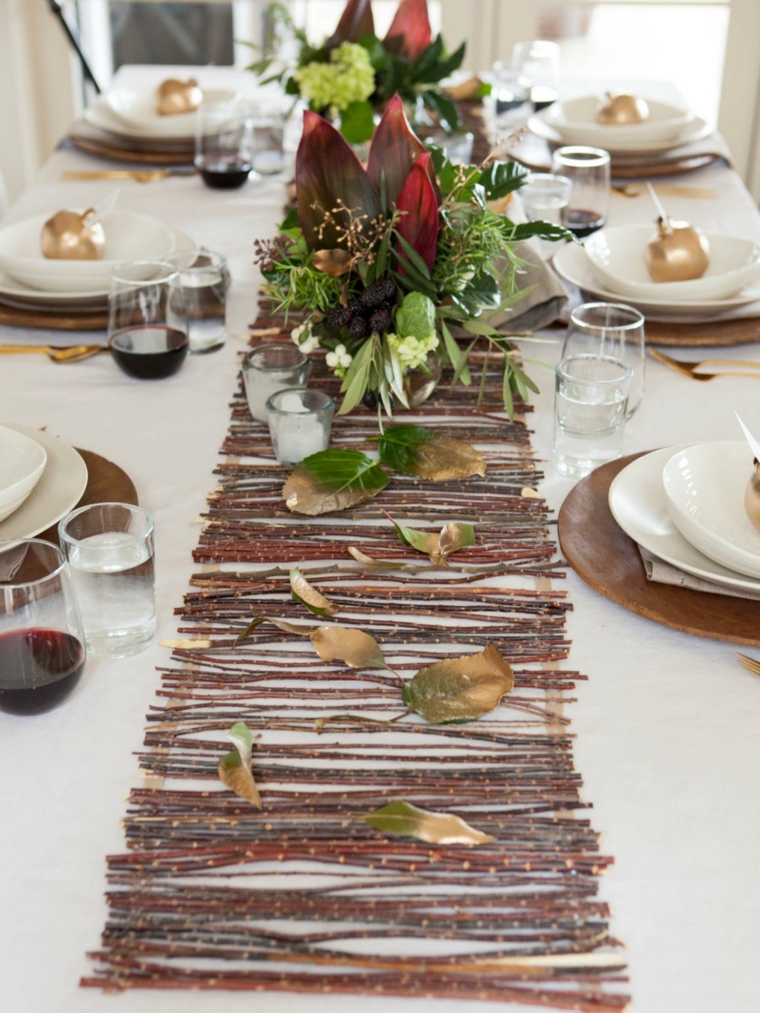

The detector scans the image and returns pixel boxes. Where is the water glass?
[266,388,334,466]
[512,40,560,109]
[424,128,474,165]
[553,355,632,479]
[249,104,286,175]
[59,503,156,658]
[166,248,228,354]
[551,146,610,237]
[490,63,531,128]
[108,260,188,358]
[242,343,312,423]
[0,539,86,715]
[520,173,572,257]
[195,100,253,190]
[563,303,645,417]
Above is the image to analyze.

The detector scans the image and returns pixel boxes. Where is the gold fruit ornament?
[644,216,711,283]
[596,92,650,126]
[746,460,760,531]
[40,209,105,261]
[155,78,203,116]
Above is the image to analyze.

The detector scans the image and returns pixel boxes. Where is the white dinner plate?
[544,95,693,147]
[585,226,760,302]
[105,85,237,138]
[552,242,760,320]
[0,426,47,523]
[663,441,760,579]
[0,425,88,542]
[528,110,711,155]
[609,446,760,594]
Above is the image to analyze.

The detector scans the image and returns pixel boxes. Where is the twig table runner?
[82,316,629,1009]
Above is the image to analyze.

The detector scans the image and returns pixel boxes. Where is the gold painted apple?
[156,78,203,116]
[40,209,105,260]
[644,216,710,283]
[596,92,650,125]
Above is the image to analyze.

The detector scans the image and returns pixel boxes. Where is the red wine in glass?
[109,325,188,379]
[0,628,85,715]
[564,209,606,239]
[196,156,252,190]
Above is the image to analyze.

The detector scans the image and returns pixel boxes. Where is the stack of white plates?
[528,95,710,160]
[610,441,760,593]
[553,225,760,322]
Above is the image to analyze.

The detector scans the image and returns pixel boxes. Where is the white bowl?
[528,110,711,155]
[584,225,760,303]
[663,441,760,579]
[105,86,237,139]
[0,211,177,293]
[0,426,48,523]
[544,95,693,146]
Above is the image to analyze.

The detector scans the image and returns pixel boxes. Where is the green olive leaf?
[218,721,261,808]
[289,568,339,616]
[402,643,514,724]
[362,800,494,845]
[377,424,486,480]
[284,449,390,516]
[310,625,388,670]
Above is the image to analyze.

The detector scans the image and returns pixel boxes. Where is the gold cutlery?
[649,348,760,381]
[0,344,106,362]
[738,654,760,677]
[61,169,194,183]
[612,184,717,200]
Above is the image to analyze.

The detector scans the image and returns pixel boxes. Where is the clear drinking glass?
[242,343,312,423]
[424,128,474,165]
[512,40,560,109]
[553,355,632,479]
[563,303,646,417]
[59,503,156,658]
[520,173,572,257]
[195,100,253,190]
[249,103,286,175]
[551,146,610,237]
[266,388,334,466]
[0,539,86,715]
[108,260,188,362]
[166,248,228,354]
[490,62,531,128]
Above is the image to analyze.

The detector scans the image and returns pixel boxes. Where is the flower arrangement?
[248,0,470,144]
[254,97,571,421]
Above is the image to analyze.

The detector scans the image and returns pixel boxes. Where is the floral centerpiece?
[248,0,470,144]
[254,97,571,421]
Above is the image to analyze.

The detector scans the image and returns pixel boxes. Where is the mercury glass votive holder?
[266,388,334,467]
[242,343,312,423]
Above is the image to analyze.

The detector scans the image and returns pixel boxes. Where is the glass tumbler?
[550,146,610,238]
[520,173,572,257]
[0,539,86,715]
[195,100,253,190]
[512,40,560,109]
[490,62,531,128]
[59,503,156,658]
[553,355,633,479]
[249,103,286,175]
[266,388,334,467]
[167,248,228,354]
[242,343,312,423]
[563,303,645,417]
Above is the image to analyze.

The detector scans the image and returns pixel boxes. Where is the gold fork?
[61,169,193,183]
[738,654,760,678]
[649,348,760,381]
[0,344,106,362]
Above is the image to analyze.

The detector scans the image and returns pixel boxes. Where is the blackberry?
[347,296,364,316]
[348,315,370,340]
[325,305,351,332]
[369,308,393,334]
[370,278,397,304]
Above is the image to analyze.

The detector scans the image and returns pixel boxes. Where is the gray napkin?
[638,544,760,601]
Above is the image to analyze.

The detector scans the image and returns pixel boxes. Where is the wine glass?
[195,100,254,190]
[550,146,611,238]
[563,302,645,417]
[512,40,560,110]
[0,539,87,715]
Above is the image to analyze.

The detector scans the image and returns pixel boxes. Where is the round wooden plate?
[68,135,194,167]
[40,448,138,544]
[0,305,107,331]
[558,452,760,646]
[644,317,760,347]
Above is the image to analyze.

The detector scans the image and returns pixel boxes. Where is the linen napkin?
[638,544,760,601]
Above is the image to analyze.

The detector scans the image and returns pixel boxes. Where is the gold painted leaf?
[310,625,387,670]
[235,615,311,646]
[402,643,514,724]
[377,425,486,480]
[218,722,261,808]
[290,568,339,616]
[433,522,476,565]
[284,449,389,516]
[348,546,399,569]
[362,800,494,845]
[383,510,440,557]
[312,248,354,277]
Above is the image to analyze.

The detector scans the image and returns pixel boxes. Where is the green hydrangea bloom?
[386,332,440,372]
[295,43,375,113]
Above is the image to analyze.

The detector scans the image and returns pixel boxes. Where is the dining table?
[1,65,759,1013]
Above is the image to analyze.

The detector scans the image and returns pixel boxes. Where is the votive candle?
[266,388,334,466]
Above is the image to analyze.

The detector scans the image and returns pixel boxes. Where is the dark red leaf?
[384,0,433,62]
[367,95,428,210]
[396,152,439,273]
[296,111,381,252]
[327,0,375,47]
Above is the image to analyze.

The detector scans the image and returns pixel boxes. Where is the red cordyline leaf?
[327,0,375,47]
[396,151,439,272]
[296,112,381,251]
[366,95,427,210]
[384,0,433,62]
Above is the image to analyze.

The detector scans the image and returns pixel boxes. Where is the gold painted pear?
[156,78,203,116]
[746,460,760,531]
[596,92,650,125]
[644,216,710,283]
[40,208,105,261]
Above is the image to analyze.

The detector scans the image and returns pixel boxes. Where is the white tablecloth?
[1,67,759,1013]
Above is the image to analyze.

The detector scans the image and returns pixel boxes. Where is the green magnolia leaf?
[509,220,576,244]
[478,160,529,201]
[340,99,375,144]
[218,721,262,808]
[362,800,494,845]
[383,509,440,556]
[402,643,514,724]
[290,568,339,616]
[377,424,486,480]
[310,625,388,669]
[283,449,389,516]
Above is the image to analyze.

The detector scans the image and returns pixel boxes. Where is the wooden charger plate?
[0,304,107,331]
[558,452,760,646]
[645,317,760,347]
[68,134,194,167]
